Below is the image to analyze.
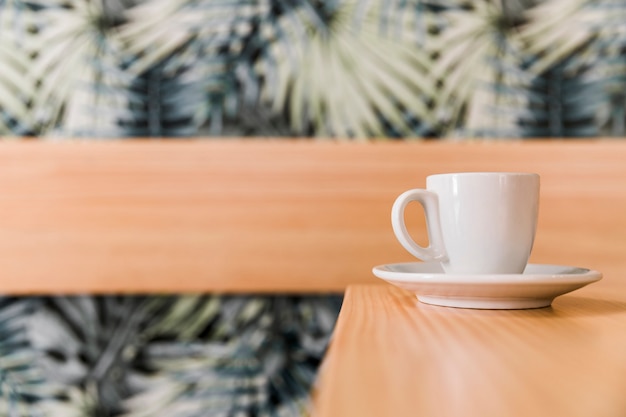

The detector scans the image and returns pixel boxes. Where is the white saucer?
[372,263,602,310]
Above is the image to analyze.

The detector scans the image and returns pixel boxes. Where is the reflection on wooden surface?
[314,283,626,417]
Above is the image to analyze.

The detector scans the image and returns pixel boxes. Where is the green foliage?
[2,0,625,139]
[0,294,341,416]
[430,0,533,137]
[0,298,80,416]
[260,0,436,138]
[0,0,38,135]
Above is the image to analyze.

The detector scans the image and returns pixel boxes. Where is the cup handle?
[391,189,448,262]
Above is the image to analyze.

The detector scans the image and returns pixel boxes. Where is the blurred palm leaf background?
[0,294,341,416]
[3,0,625,138]
[2,0,626,415]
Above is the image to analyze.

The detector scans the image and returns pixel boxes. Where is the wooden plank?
[0,140,625,293]
[313,283,626,417]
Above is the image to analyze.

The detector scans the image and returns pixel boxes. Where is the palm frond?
[0,0,38,135]
[263,0,436,139]
[118,0,252,74]
[7,293,342,416]
[117,0,264,137]
[121,295,342,417]
[117,61,205,136]
[519,0,626,136]
[26,296,154,416]
[431,0,533,138]
[518,0,592,74]
[27,0,131,136]
[0,298,68,416]
[114,0,437,139]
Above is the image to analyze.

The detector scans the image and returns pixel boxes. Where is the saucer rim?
[372,262,602,285]
[371,262,602,309]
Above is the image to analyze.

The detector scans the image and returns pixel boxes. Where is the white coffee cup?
[391,172,540,274]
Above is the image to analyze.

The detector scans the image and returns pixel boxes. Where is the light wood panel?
[0,139,625,293]
[313,283,626,417]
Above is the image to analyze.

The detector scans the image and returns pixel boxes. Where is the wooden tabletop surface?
[313,281,626,417]
[1,140,626,294]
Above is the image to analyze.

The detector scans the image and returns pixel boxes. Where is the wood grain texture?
[313,283,626,417]
[0,139,625,293]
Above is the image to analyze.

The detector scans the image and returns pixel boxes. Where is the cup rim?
[427,172,539,179]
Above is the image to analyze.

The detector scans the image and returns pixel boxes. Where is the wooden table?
[314,279,626,417]
[2,140,626,295]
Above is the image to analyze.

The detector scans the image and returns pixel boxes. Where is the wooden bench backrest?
[1,140,625,294]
